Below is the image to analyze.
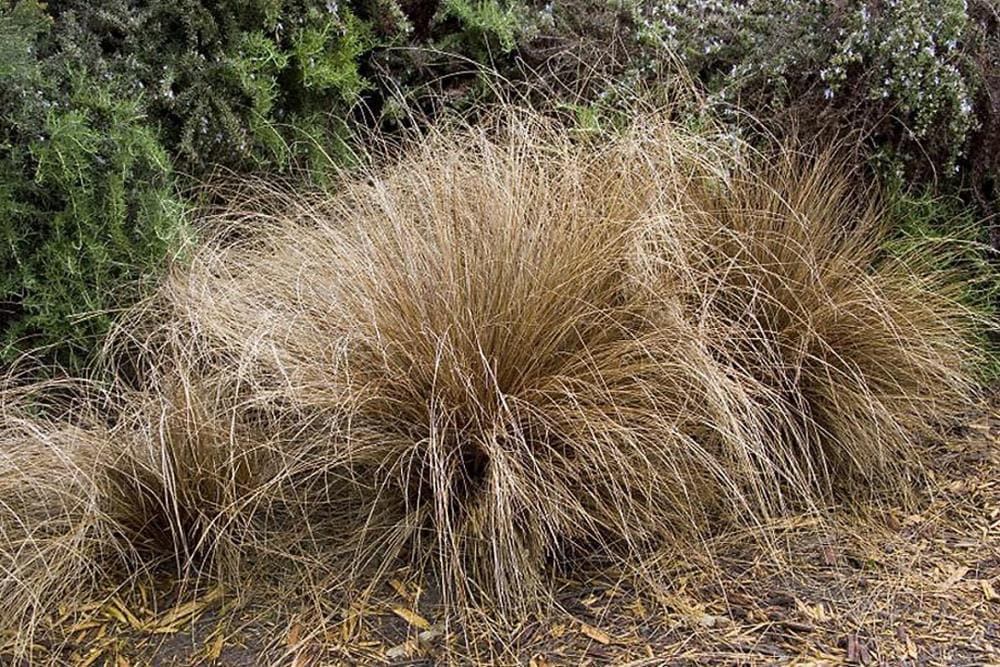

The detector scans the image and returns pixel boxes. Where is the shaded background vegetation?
[1,0,997,369]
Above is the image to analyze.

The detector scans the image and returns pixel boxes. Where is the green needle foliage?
[0,0,542,369]
[1,1,187,369]
[38,0,373,173]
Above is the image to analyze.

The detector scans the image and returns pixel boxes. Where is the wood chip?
[286,621,302,646]
[982,579,999,601]
[942,565,970,589]
[579,623,612,644]
[385,627,442,659]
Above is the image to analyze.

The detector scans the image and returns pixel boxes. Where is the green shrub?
[521,0,998,229]
[436,0,534,54]
[0,0,388,368]
[39,0,373,174]
[36,0,538,174]
[363,0,540,129]
[0,0,187,369]
[0,0,551,370]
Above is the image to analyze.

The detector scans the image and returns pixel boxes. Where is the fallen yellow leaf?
[906,637,918,659]
[335,609,363,642]
[392,606,431,631]
[385,638,418,660]
[205,631,225,660]
[110,597,143,630]
[103,604,128,625]
[389,579,410,600]
[153,587,223,629]
[78,647,105,667]
[66,620,102,633]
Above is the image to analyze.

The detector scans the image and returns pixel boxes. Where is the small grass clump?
[0,108,988,659]
[0,383,117,650]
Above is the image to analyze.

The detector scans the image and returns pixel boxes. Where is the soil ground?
[9,403,1000,666]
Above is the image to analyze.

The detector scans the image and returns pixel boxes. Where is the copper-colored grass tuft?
[0,109,986,655]
[0,384,117,656]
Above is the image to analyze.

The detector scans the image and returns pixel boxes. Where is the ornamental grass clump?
[0,108,986,655]
[142,110,981,606]
[664,149,982,501]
